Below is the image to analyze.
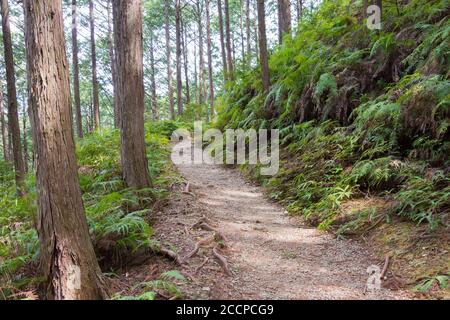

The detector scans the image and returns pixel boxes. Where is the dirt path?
[150,143,411,300]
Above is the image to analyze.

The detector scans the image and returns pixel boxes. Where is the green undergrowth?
[216,0,449,237]
[0,120,185,299]
[113,270,186,300]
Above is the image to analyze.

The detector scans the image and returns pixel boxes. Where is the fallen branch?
[212,247,232,276]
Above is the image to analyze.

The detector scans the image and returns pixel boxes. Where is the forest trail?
[153,142,412,300]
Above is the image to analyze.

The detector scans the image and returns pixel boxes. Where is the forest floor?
[114,141,415,300]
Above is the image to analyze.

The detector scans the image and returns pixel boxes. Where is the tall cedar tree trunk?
[245,0,251,59]
[217,0,228,82]
[164,0,175,120]
[89,0,100,129]
[193,29,198,100]
[89,100,94,132]
[196,1,205,105]
[181,14,190,105]
[254,0,259,57]
[0,86,10,162]
[224,0,234,80]
[175,0,183,116]
[239,0,245,61]
[149,29,158,120]
[113,0,152,189]
[257,0,270,93]
[1,0,25,195]
[277,0,291,44]
[8,129,12,160]
[232,31,236,61]
[107,0,120,128]
[296,0,303,23]
[71,0,83,138]
[205,0,214,118]
[22,99,28,173]
[23,0,108,299]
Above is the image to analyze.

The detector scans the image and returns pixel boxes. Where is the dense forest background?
[0,0,448,300]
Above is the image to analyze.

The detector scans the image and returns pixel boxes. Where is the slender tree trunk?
[175,0,183,116]
[149,29,158,120]
[164,0,175,120]
[277,0,282,44]
[296,0,303,23]
[254,1,259,59]
[217,0,228,82]
[113,0,151,189]
[181,14,190,105]
[89,0,100,129]
[71,0,83,138]
[277,0,292,44]
[232,32,236,62]
[86,113,91,134]
[224,0,234,80]
[1,0,25,195]
[193,30,198,100]
[107,0,119,129]
[24,0,108,300]
[196,2,205,105]
[8,130,12,160]
[205,0,214,119]
[0,86,10,163]
[239,0,245,62]
[89,100,94,133]
[245,0,251,59]
[257,0,270,93]
[22,97,28,173]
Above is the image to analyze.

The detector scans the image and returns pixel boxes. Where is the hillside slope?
[216,0,449,297]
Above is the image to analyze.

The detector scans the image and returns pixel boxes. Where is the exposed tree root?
[212,246,232,276]
[158,247,182,265]
[380,255,390,280]
[181,182,196,197]
[196,222,228,242]
[195,257,210,274]
[192,217,214,228]
[181,236,214,263]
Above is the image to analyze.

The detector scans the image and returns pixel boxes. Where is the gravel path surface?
[170,144,411,300]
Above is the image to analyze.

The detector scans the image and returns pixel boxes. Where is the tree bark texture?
[113,0,152,189]
[23,0,108,300]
